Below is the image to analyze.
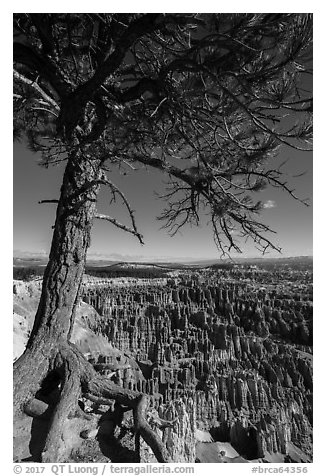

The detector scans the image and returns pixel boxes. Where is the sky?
[13,139,312,262]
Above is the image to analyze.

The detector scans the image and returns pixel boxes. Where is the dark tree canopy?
[14,13,313,255]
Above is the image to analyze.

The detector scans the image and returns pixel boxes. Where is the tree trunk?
[14,146,102,409]
[13,144,172,463]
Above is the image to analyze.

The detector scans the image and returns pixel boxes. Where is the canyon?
[13,258,313,463]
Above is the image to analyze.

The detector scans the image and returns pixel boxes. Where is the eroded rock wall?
[82,276,312,461]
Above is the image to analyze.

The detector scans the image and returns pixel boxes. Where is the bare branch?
[96,176,144,244]
[38,199,59,204]
[13,69,59,111]
[13,42,71,98]
[94,213,144,244]
[31,107,59,118]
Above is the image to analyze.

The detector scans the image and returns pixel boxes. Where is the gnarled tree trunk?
[13,145,171,463]
[14,146,101,408]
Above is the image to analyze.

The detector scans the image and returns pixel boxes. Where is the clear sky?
[13,139,312,262]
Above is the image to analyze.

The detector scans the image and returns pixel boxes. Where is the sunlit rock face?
[161,399,196,462]
[14,264,313,463]
[81,272,312,462]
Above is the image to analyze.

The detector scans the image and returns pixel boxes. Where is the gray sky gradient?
[13,140,312,261]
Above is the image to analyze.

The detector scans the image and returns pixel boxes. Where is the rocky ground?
[13,262,313,463]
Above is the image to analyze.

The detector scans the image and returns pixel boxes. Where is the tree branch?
[13,69,59,111]
[133,395,173,462]
[38,199,59,204]
[98,176,143,240]
[29,14,56,55]
[76,15,162,99]
[94,213,144,244]
[13,42,71,98]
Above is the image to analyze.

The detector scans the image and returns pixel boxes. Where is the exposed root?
[134,396,172,463]
[85,369,140,407]
[84,364,172,462]
[24,399,52,420]
[135,431,141,463]
[41,349,82,462]
[80,403,123,440]
[14,341,173,463]
[14,345,52,415]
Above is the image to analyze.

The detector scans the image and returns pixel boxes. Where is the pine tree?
[13,13,312,462]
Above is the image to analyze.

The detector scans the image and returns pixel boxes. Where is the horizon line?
[13,252,313,264]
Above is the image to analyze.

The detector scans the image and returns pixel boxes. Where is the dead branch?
[13,69,59,111]
[94,213,144,244]
[38,199,59,204]
[97,176,142,241]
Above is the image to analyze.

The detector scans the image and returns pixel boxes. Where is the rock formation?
[14,261,313,462]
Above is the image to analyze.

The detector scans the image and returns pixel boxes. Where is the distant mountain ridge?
[14,253,313,269]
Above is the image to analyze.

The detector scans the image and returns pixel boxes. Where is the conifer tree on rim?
[13,13,312,462]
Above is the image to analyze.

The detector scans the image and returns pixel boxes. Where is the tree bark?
[13,144,172,463]
[14,146,102,410]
